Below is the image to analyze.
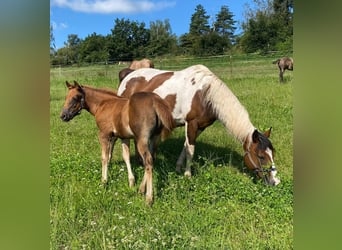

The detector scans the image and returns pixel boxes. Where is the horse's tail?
[152,94,175,139]
[272,59,280,64]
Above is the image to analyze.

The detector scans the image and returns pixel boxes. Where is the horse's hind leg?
[136,138,154,205]
[121,139,135,187]
[99,132,116,183]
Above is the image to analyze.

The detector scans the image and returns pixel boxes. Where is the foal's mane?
[81,85,118,97]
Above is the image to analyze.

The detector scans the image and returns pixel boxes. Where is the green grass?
[50,55,293,249]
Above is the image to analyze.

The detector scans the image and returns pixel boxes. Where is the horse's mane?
[202,67,255,143]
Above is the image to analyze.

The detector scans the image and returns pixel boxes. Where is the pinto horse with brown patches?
[273,57,293,83]
[118,65,280,186]
[60,81,175,205]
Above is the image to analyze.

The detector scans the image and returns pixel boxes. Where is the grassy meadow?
[50,54,293,249]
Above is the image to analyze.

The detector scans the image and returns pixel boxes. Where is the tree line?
[50,1,293,66]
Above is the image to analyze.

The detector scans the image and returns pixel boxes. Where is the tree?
[189,4,210,36]
[50,24,56,54]
[108,18,150,60]
[214,5,237,46]
[79,33,108,63]
[147,19,177,56]
[239,0,293,53]
[64,34,82,64]
[180,4,210,55]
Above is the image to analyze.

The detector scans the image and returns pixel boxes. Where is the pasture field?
[50,54,293,249]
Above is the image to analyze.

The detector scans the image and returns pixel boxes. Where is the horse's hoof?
[138,186,146,194]
[129,178,135,188]
[146,196,153,206]
[184,170,192,178]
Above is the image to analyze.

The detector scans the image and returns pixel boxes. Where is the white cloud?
[51,0,176,14]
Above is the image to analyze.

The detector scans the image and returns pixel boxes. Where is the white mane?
[200,66,255,143]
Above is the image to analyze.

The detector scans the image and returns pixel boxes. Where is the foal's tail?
[152,95,176,139]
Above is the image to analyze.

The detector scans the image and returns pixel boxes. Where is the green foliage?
[79,33,108,63]
[239,0,293,53]
[147,19,178,56]
[109,18,150,60]
[50,55,293,249]
[214,5,237,44]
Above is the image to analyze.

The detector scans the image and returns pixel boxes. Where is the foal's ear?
[73,80,81,88]
[264,127,272,138]
[66,81,73,89]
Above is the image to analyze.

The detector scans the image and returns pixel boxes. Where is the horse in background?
[117,65,280,186]
[129,58,154,69]
[273,57,293,83]
[60,81,175,205]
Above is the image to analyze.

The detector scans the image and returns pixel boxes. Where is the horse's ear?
[66,81,73,89]
[252,129,259,143]
[264,127,272,138]
[73,80,80,87]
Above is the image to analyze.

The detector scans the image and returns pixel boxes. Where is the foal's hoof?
[129,178,135,188]
[138,186,146,195]
[145,196,153,206]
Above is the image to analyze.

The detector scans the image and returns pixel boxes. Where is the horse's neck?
[83,87,117,115]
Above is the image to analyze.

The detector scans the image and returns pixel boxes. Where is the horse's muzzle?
[60,110,72,122]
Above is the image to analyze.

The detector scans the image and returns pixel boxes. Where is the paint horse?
[273,57,293,83]
[129,58,154,70]
[118,65,280,186]
[60,81,175,205]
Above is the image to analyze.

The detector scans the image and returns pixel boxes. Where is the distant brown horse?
[273,57,293,83]
[129,58,154,69]
[60,81,175,205]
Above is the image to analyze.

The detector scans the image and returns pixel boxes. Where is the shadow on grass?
[152,137,251,196]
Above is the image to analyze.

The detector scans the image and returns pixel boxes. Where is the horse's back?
[128,92,175,137]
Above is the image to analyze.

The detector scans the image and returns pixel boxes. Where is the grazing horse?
[118,65,280,186]
[129,58,154,70]
[60,81,175,205]
[273,57,293,83]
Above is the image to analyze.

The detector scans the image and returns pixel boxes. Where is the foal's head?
[244,128,280,186]
[60,81,85,122]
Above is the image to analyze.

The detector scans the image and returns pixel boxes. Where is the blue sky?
[50,0,255,49]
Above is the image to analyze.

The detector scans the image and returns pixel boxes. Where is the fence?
[50,51,292,82]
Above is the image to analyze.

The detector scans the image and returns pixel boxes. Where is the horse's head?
[244,128,280,186]
[60,81,85,122]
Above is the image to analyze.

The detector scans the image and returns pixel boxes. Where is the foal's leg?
[136,138,154,205]
[121,139,135,187]
[99,132,116,183]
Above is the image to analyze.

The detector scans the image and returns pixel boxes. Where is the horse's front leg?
[99,132,116,184]
[121,139,135,187]
[176,143,186,174]
[183,121,202,178]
